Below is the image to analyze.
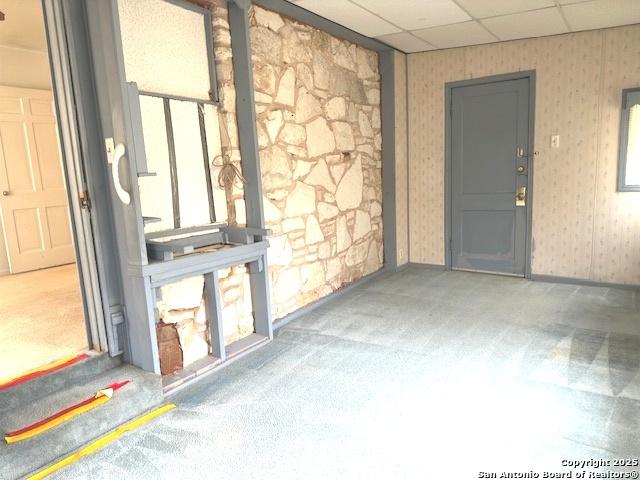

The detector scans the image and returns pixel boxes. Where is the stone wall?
[152,0,385,372]
[249,6,384,320]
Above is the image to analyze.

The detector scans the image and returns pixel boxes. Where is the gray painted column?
[228,0,273,339]
[228,0,265,233]
[380,50,398,271]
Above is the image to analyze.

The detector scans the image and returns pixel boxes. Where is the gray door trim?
[42,0,108,351]
[444,70,536,278]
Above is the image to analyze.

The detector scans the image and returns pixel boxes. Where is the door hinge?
[79,190,91,210]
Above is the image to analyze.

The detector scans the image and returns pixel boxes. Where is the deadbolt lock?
[517,165,526,174]
[516,186,526,206]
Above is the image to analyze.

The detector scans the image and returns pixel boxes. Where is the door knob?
[516,186,526,206]
[1,191,9,196]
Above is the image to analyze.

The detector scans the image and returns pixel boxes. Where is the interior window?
[138,96,227,232]
[618,88,640,191]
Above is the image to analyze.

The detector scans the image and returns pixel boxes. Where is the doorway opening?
[445,71,536,278]
[0,0,99,380]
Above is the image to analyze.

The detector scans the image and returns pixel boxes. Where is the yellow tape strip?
[27,403,176,480]
[0,354,80,387]
[5,395,111,444]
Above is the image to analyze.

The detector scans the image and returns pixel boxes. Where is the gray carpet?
[0,264,87,380]
[0,356,163,480]
[48,268,640,479]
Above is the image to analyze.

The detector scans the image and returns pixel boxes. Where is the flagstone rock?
[306,118,335,157]
[279,123,306,146]
[285,182,316,216]
[318,202,339,222]
[336,215,352,253]
[254,64,277,95]
[253,7,284,32]
[325,97,346,119]
[304,159,335,192]
[275,67,296,106]
[305,216,324,244]
[266,110,284,142]
[296,87,322,123]
[250,26,281,64]
[331,121,355,151]
[353,210,371,241]
[335,158,363,211]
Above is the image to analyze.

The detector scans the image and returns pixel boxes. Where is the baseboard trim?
[530,274,639,291]
[407,262,447,271]
[395,262,410,272]
[273,268,385,331]
[405,264,639,290]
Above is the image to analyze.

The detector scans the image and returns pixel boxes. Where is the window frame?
[617,87,640,192]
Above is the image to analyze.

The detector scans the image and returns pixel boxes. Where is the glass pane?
[203,104,228,223]
[138,96,174,232]
[170,100,211,228]
[625,104,640,186]
[118,0,211,101]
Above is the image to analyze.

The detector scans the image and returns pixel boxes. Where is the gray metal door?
[450,78,530,275]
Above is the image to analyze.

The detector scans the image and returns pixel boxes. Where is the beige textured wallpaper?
[407,25,640,285]
[394,51,408,267]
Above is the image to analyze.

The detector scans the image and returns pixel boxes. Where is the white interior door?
[0,86,75,273]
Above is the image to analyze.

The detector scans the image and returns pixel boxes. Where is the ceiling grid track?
[287,0,640,53]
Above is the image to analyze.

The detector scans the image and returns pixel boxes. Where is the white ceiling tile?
[561,0,640,31]
[295,0,401,37]
[412,21,496,49]
[482,7,569,41]
[351,0,470,30]
[376,32,436,53]
[455,0,556,19]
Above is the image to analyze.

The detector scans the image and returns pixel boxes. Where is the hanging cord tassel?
[205,105,246,225]
[212,110,246,190]
[214,153,246,190]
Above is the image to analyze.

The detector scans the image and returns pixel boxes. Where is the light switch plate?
[551,134,560,148]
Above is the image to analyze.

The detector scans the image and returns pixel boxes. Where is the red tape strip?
[6,380,130,437]
[0,353,90,391]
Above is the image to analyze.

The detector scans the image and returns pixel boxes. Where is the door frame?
[444,70,536,279]
[40,0,113,352]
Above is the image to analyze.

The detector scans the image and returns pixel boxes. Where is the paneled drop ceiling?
[286,0,640,53]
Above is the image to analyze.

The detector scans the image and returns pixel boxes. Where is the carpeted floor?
[49,268,640,479]
[0,264,87,380]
